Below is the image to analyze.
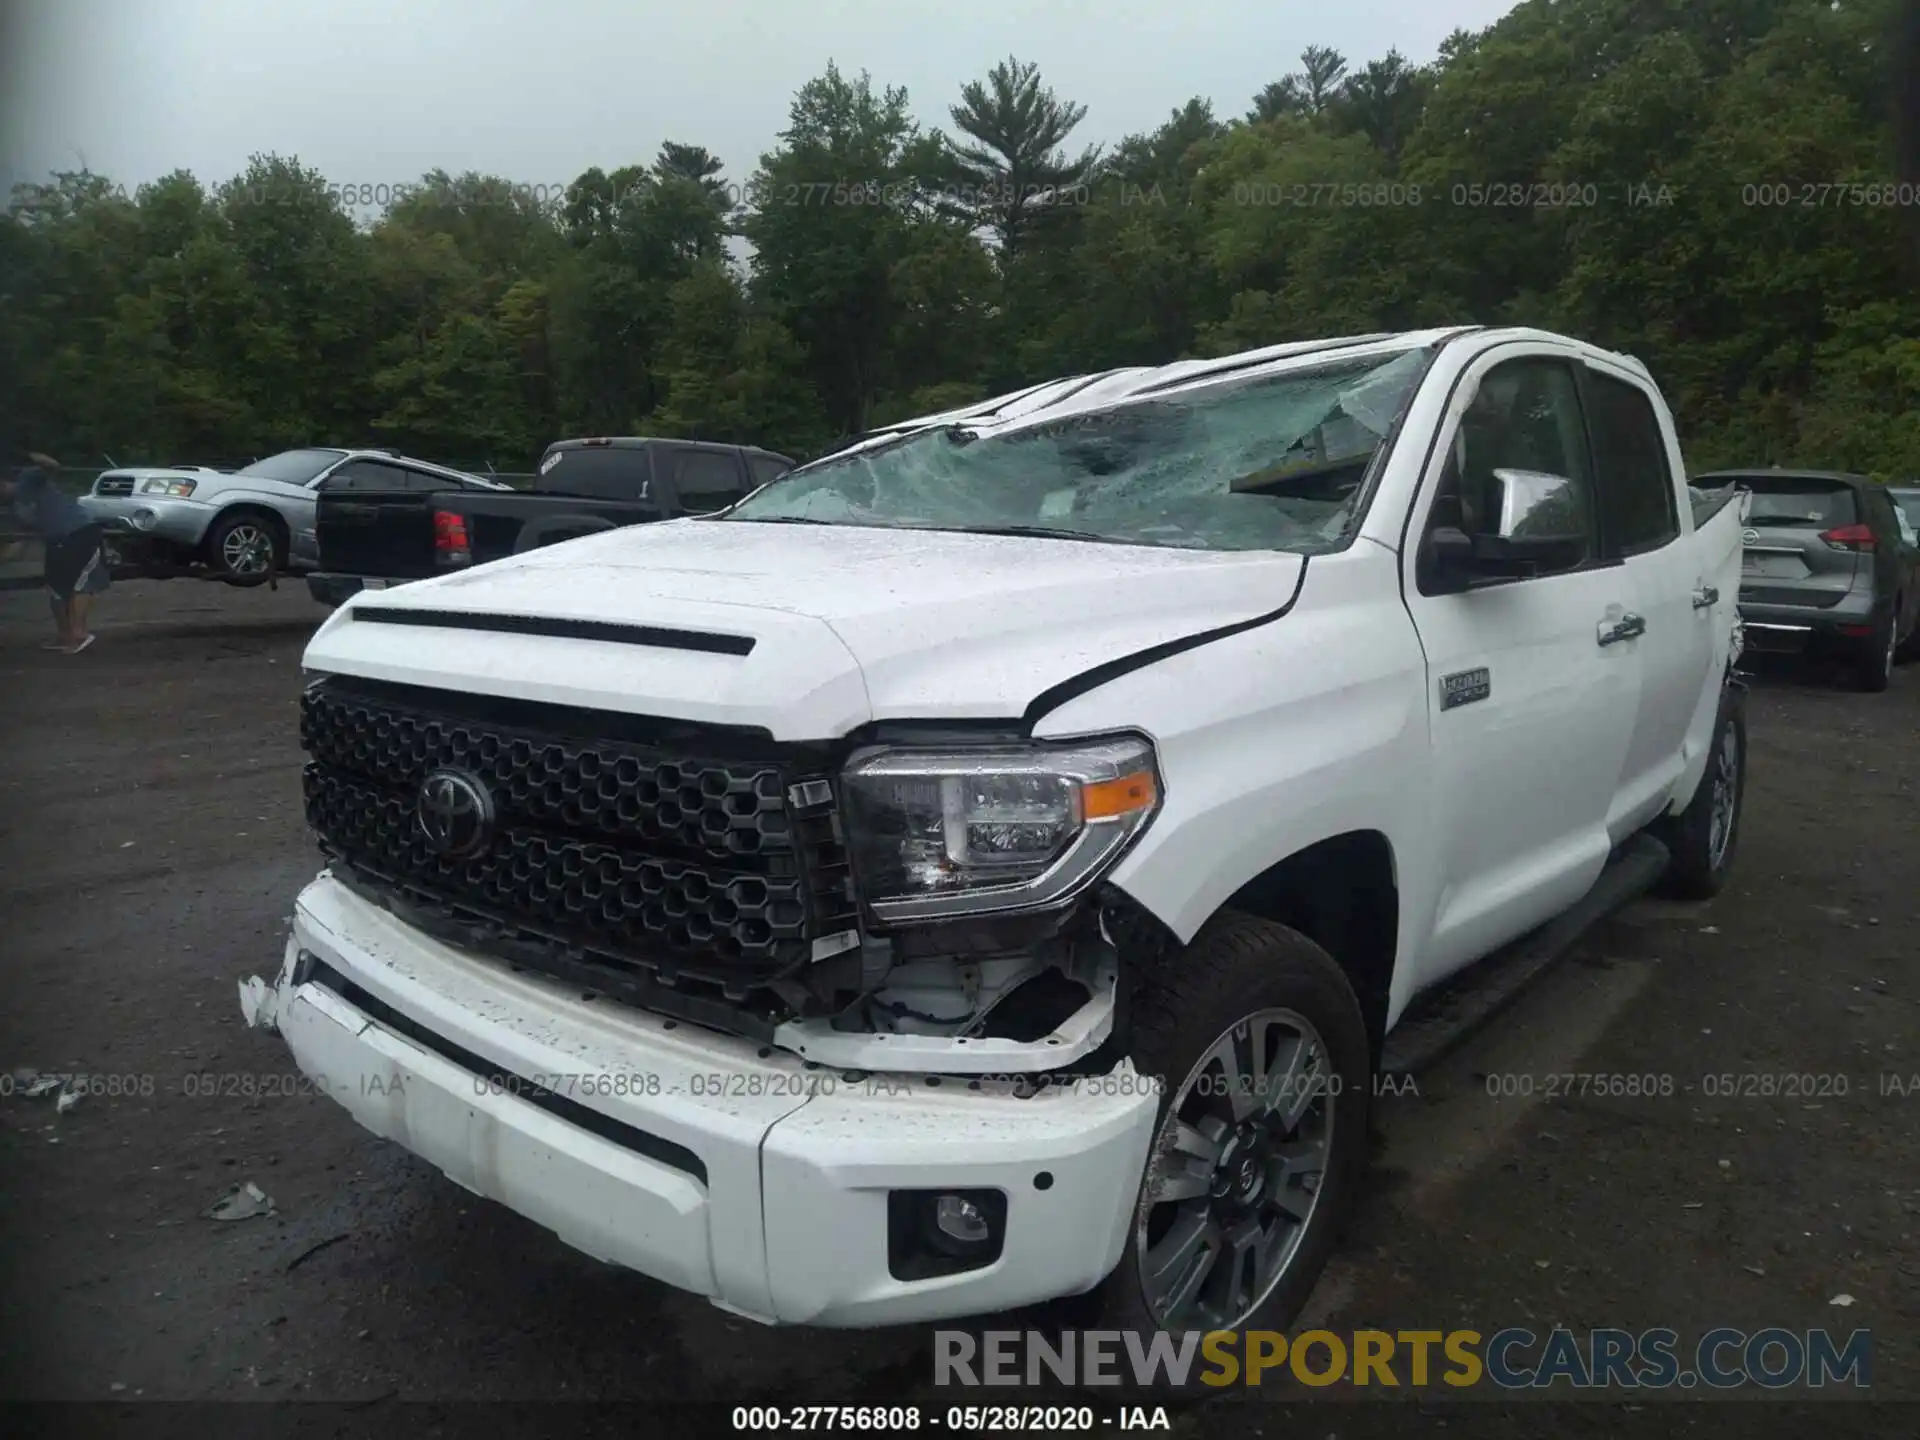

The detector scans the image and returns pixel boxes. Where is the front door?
[1401,349,1644,985]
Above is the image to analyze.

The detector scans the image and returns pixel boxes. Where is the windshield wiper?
[949,524,1108,543]
[721,515,839,525]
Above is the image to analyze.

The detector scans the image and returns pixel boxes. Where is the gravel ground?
[0,580,1915,1438]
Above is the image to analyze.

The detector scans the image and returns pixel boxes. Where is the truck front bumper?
[79,493,217,549]
[250,874,1159,1327]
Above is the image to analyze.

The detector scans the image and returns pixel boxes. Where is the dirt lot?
[0,580,1916,1435]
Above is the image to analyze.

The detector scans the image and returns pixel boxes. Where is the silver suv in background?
[1700,468,1920,691]
[81,448,509,585]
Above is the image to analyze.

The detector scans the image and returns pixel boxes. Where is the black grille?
[300,679,857,1001]
[94,476,134,496]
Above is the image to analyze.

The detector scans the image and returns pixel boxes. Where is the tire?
[1073,911,1372,1367]
[1894,599,1919,664]
[1849,607,1895,692]
[204,511,284,586]
[1655,684,1746,901]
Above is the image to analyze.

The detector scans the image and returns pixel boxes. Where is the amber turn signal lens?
[1080,769,1158,820]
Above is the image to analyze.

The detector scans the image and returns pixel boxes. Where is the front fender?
[1034,548,1433,946]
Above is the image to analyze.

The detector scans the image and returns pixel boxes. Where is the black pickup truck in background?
[307,437,794,605]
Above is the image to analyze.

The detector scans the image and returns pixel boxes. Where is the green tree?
[945,56,1099,255]
[3,2,1915,482]
[742,64,929,433]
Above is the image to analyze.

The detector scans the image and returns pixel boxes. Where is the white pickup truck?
[244,325,1749,1338]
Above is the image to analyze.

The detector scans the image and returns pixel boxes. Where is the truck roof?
[542,436,794,465]
[828,325,1656,462]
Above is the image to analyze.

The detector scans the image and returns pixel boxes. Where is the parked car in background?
[80,448,509,586]
[306,437,793,605]
[1697,469,1920,691]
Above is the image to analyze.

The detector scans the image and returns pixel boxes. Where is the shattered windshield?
[725,347,1431,552]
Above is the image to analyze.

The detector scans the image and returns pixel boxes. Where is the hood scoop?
[351,606,756,656]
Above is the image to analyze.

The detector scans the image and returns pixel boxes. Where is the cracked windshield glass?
[725,346,1430,552]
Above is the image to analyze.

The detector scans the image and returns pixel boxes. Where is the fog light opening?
[930,1193,990,1249]
[887,1187,1008,1280]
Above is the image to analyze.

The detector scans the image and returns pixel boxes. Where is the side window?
[1424,357,1597,580]
[324,460,415,492]
[672,450,748,513]
[1864,488,1903,547]
[1585,370,1678,554]
[535,447,652,500]
[748,455,791,488]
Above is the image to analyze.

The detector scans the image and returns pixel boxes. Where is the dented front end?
[291,673,1170,1079]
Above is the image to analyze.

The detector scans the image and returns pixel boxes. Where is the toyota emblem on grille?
[416,769,495,860]
[1742,528,1759,544]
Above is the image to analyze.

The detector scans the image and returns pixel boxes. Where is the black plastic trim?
[327,863,784,1041]
[308,674,787,754]
[302,954,710,1184]
[353,607,755,657]
[1021,561,1310,727]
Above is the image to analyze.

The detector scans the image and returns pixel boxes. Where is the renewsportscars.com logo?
[934,1327,1873,1390]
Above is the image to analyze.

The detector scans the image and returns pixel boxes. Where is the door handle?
[1597,612,1647,646]
[1692,586,1719,609]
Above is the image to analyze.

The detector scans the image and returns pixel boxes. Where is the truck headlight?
[841,735,1161,923]
[140,478,197,497]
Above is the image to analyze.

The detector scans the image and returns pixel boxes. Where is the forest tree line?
[3,0,1917,480]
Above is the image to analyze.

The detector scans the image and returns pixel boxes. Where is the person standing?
[2,452,111,653]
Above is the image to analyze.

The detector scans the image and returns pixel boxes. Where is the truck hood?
[304,520,1303,740]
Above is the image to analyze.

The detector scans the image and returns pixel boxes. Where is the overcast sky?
[2,0,1519,203]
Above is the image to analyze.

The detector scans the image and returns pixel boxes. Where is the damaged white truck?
[244,325,1750,1336]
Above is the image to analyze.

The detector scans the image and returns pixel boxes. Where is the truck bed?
[315,486,661,582]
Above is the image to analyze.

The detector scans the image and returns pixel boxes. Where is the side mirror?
[1420,524,1479,595]
[1490,467,1583,542]
[1471,467,1589,576]
[1420,467,1590,593]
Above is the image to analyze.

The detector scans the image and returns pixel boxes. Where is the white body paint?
[250,326,1741,1325]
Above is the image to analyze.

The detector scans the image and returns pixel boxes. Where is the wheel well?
[208,505,289,555]
[1220,831,1399,1059]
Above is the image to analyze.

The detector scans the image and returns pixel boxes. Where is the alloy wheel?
[1135,1007,1337,1331]
[1707,716,1740,872]
[221,523,273,578]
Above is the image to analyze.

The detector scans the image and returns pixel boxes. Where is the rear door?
[315,459,470,580]
[1580,361,1704,833]
[1400,346,1644,984]
[1736,476,1865,611]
